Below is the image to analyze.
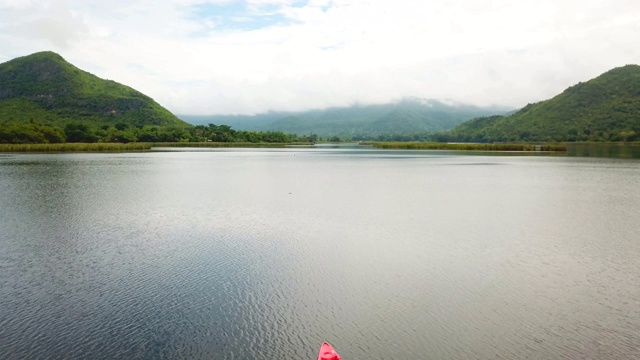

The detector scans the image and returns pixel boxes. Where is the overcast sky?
[1,0,639,115]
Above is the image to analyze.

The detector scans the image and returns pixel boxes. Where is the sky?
[0,0,639,115]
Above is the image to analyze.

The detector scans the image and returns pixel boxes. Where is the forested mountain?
[441,65,640,142]
[180,99,511,139]
[0,51,192,143]
[0,51,187,127]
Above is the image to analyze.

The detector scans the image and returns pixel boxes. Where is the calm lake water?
[1,148,639,359]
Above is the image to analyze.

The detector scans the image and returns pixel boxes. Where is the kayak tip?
[318,341,341,360]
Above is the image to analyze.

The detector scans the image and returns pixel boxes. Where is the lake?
[1,147,639,359]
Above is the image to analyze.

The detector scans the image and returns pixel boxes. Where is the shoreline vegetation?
[0,143,152,152]
[0,141,568,153]
[3,142,640,156]
[365,142,568,152]
[0,142,313,153]
[151,141,312,148]
[0,142,292,153]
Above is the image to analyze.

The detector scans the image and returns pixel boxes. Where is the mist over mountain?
[180,98,512,139]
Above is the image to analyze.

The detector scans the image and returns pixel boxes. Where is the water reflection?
[1,151,639,359]
[566,143,640,159]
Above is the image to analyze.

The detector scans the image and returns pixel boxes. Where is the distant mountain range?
[180,99,513,139]
[0,51,188,128]
[441,65,640,142]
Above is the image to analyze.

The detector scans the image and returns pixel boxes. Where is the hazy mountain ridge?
[180,99,512,138]
[442,65,640,142]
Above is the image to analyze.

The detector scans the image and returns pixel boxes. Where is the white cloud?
[1,0,639,114]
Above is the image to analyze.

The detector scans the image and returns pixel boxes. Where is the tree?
[619,130,637,142]
[64,123,98,142]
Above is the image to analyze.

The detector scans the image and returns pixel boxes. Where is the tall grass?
[0,142,151,152]
[538,144,567,152]
[0,141,567,153]
[366,142,567,152]
[151,142,312,148]
[0,141,314,152]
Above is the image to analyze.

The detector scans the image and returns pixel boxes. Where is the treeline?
[0,122,318,144]
[189,124,319,143]
[431,115,640,143]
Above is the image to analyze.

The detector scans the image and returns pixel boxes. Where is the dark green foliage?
[64,123,97,143]
[443,65,640,142]
[0,123,65,144]
[0,120,312,145]
[187,123,305,143]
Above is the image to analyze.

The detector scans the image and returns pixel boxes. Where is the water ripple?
[1,152,640,359]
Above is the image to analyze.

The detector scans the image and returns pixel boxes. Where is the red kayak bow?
[318,342,341,360]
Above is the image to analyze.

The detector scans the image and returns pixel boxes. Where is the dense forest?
[0,122,315,144]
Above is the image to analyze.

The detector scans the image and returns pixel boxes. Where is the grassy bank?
[1,141,568,153]
[0,141,316,152]
[366,142,567,152]
[0,142,152,152]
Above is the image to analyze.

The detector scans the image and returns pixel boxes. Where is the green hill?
[180,98,511,140]
[443,65,640,142]
[0,51,190,143]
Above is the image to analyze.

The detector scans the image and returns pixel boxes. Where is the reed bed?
[151,142,312,148]
[0,142,152,152]
[0,141,314,152]
[366,142,567,152]
[538,144,568,152]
